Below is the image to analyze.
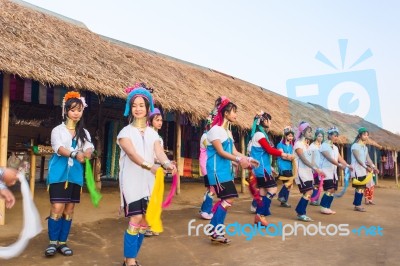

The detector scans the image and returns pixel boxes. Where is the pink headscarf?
[296,122,310,140]
[211,96,231,127]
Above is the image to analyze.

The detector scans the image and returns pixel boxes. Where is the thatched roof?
[1,0,400,150]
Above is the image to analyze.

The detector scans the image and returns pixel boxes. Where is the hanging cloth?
[23,79,32,103]
[39,83,47,104]
[9,75,17,100]
[31,81,39,104]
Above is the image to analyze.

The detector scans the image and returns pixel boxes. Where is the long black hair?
[63,98,89,145]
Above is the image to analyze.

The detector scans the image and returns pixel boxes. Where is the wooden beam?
[39,156,45,182]
[94,100,103,191]
[175,113,181,195]
[240,134,245,193]
[339,145,344,186]
[0,73,10,225]
[29,139,36,197]
[395,151,398,187]
[374,148,378,186]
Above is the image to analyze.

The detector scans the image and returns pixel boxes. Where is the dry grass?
[1,0,399,150]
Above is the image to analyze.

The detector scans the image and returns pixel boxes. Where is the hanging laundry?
[9,75,17,100]
[39,83,47,104]
[31,81,39,104]
[23,79,32,102]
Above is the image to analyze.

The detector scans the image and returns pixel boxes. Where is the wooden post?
[339,145,344,186]
[374,149,378,186]
[29,139,36,196]
[0,73,10,225]
[240,134,246,193]
[94,98,104,190]
[394,151,398,187]
[39,156,45,182]
[175,113,181,195]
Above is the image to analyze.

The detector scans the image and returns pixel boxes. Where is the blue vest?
[206,138,233,185]
[47,139,84,186]
[277,142,293,173]
[250,145,272,177]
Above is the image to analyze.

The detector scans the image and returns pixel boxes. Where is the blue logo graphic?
[286,39,382,128]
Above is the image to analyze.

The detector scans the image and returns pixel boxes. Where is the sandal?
[123,261,141,266]
[297,215,314,222]
[210,234,231,244]
[44,243,57,257]
[57,244,73,256]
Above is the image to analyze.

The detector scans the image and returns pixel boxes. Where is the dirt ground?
[1,178,399,266]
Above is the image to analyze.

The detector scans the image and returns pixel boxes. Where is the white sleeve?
[254,132,265,143]
[207,126,225,143]
[320,143,329,153]
[82,129,95,151]
[293,141,302,151]
[117,126,130,144]
[51,126,64,155]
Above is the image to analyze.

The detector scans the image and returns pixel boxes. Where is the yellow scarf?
[146,167,164,233]
[352,172,373,186]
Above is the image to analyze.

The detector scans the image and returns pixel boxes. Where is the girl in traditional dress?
[309,128,325,206]
[144,107,165,237]
[45,91,93,257]
[249,112,293,226]
[206,96,259,243]
[118,83,176,266]
[198,117,214,220]
[276,126,295,208]
[351,127,379,212]
[293,122,325,222]
[318,126,352,214]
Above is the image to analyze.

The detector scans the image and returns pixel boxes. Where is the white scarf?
[0,172,42,259]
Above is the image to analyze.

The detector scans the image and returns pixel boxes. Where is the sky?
[21,0,400,134]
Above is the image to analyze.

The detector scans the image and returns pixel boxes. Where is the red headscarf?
[211,96,231,127]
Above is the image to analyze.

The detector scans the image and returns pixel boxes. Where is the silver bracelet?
[162,160,171,168]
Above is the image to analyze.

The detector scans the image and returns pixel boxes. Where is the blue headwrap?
[123,87,154,117]
[327,126,339,135]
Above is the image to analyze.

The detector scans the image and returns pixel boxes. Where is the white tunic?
[294,140,313,184]
[117,125,159,205]
[319,142,339,180]
[351,142,368,178]
[309,142,321,168]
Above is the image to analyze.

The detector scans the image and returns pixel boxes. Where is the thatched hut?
[1,0,399,191]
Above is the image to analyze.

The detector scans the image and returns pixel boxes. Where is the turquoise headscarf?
[124,87,154,117]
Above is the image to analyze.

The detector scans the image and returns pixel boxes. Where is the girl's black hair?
[215,97,237,116]
[63,98,89,145]
[128,96,150,124]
